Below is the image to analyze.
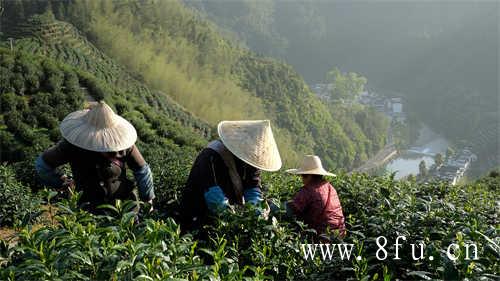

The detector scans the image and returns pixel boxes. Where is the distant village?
[427,148,477,185]
[311,83,476,185]
[310,84,406,124]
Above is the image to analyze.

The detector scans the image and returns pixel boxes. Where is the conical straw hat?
[286,155,336,176]
[60,101,137,152]
[217,120,282,171]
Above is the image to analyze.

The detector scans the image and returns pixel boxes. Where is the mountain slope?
[385,9,499,173]
[58,0,388,169]
[189,0,499,174]
[3,12,212,139]
[0,12,216,204]
[1,1,388,170]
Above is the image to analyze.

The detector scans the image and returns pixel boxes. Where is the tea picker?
[179,120,282,231]
[35,101,155,213]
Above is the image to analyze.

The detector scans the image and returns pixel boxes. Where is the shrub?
[0,197,215,280]
[0,164,498,280]
[0,165,41,227]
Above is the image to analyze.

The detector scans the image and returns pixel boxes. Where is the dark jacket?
[35,139,155,209]
[179,147,261,231]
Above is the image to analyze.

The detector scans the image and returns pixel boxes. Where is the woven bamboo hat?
[60,101,137,152]
[218,120,282,171]
[286,155,336,176]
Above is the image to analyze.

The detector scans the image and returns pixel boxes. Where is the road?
[351,144,398,174]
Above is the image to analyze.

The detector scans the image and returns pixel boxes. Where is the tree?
[407,174,416,181]
[326,67,367,101]
[419,160,428,177]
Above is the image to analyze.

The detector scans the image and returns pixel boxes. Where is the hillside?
[384,10,499,174]
[0,2,498,280]
[189,1,499,175]
[2,12,212,139]
[0,1,389,169]
[0,9,220,208]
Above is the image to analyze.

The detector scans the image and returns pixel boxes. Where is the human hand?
[204,186,229,214]
[59,175,74,192]
[260,201,270,220]
[243,187,263,205]
[147,199,154,213]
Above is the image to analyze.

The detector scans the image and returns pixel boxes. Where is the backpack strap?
[207,140,245,205]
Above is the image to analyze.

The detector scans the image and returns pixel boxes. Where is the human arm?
[202,152,232,214]
[127,145,155,202]
[241,165,271,218]
[242,165,263,205]
[35,140,72,188]
[288,187,311,217]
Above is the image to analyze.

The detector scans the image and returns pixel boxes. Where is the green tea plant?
[0,6,498,280]
[0,165,41,227]
[1,168,498,280]
[1,195,212,280]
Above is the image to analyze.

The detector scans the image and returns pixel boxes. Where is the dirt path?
[0,205,58,247]
[0,227,17,242]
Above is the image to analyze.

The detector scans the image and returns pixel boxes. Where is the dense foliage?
[0,44,209,161]
[0,47,84,161]
[0,165,41,227]
[1,1,388,169]
[232,55,388,168]
[189,1,499,175]
[1,163,498,280]
[0,2,498,280]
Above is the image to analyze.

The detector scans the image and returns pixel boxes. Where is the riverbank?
[351,144,398,174]
[385,125,450,179]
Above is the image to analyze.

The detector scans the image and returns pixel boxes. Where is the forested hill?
[190,1,499,174]
[385,9,499,174]
[1,3,499,280]
[1,0,388,170]
[0,10,213,163]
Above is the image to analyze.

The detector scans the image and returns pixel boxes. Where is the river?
[386,125,449,179]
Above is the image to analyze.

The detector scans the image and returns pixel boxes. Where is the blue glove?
[244,187,263,205]
[204,186,229,214]
[35,155,64,188]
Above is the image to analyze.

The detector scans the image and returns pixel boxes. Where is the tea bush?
[1,165,498,280]
[0,165,41,227]
[0,7,498,280]
[0,47,211,163]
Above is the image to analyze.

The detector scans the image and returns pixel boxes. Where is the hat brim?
[218,120,282,172]
[60,110,137,152]
[286,168,336,177]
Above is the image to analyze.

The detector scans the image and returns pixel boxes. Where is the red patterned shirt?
[290,180,346,236]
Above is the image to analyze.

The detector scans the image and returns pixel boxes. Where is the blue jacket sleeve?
[244,186,263,205]
[132,163,155,201]
[35,155,64,188]
[204,185,229,214]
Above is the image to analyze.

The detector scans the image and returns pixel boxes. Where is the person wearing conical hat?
[35,101,155,211]
[286,155,345,237]
[179,120,282,231]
